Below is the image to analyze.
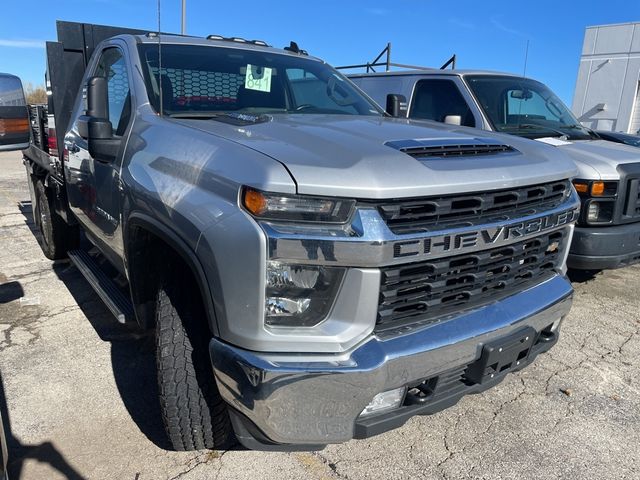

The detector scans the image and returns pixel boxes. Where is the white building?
[572,22,640,134]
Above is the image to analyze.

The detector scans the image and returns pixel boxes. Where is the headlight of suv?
[242,187,355,223]
[572,180,618,225]
[265,262,345,327]
[242,188,353,327]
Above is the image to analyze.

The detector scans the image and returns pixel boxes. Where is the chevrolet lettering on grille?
[393,208,580,258]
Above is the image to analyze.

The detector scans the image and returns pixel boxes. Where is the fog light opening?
[359,387,406,417]
[587,202,600,222]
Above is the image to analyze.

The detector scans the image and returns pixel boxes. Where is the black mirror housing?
[78,75,112,140]
[86,76,109,118]
[0,73,30,152]
[385,94,408,117]
[77,115,112,140]
[77,75,120,161]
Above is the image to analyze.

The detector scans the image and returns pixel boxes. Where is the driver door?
[65,46,132,270]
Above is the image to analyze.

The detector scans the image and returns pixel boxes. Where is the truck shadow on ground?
[50,261,173,451]
[17,203,167,448]
[17,202,245,455]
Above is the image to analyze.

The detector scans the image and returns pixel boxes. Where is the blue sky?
[1,0,639,105]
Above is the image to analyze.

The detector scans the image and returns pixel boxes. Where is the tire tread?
[155,283,234,451]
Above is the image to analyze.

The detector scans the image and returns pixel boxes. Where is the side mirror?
[77,76,119,162]
[444,115,462,126]
[386,94,408,117]
[0,73,30,152]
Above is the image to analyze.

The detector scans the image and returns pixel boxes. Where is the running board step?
[67,250,134,323]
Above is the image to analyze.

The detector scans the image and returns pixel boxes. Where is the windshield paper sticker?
[535,137,573,146]
[245,65,272,93]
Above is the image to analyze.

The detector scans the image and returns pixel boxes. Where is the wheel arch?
[125,212,219,335]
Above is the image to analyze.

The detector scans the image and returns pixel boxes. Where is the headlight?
[265,261,345,327]
[242,187,355,223]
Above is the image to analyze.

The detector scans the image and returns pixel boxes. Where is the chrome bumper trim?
[210,274,573,445]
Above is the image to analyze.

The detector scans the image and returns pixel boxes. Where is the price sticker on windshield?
[245,64,272,93]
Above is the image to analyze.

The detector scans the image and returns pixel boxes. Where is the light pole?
[181,0,186,34]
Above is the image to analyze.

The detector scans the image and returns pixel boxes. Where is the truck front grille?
[623,177,640,220]
[375,181,571,235]
[376,230,566,334]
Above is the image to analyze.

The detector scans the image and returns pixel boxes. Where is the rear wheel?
[155,280,235,451]
[33,179,79,260]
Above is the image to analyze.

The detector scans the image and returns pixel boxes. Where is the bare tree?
[23,82,47,105]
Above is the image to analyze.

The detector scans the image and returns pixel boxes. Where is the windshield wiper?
[168,113,220,119]
[561,123,601,139]
[169,111,273,125]
[210,112,272,126]
[503,123,568,138]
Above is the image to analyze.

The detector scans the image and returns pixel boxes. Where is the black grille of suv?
[623,177,640,220]
[376,230,566,334]
[376,181,571,235]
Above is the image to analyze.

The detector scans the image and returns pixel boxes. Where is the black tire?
[155,282,235,451]
[33,179,79,260]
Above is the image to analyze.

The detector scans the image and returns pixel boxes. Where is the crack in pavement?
[167,450,225,480]
[310,451,349,479]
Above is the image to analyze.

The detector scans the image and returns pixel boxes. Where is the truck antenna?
[522,39,530,79]
[517,39,530,129]
[157,0,163,116]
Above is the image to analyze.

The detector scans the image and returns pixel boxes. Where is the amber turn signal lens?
[0,118,29,135]
[573,181,589,194]
[243,189,267,215]
[590,181,605,196]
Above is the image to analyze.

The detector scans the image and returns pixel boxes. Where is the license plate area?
[465,327,537,384]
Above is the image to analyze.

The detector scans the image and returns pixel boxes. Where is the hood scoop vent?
[385,138,516,159]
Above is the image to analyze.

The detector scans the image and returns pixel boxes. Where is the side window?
[94,48,131,136]
[411,79,475,127]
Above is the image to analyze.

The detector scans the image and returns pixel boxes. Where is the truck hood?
[176,115,578,198]
[554,139,640,180]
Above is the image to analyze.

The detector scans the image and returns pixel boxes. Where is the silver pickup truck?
[17,22,580,451]
[350,70,640,270]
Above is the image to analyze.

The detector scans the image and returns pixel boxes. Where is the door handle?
[67,142,80,153]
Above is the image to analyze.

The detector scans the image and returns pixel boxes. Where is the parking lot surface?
[0,150,639,479]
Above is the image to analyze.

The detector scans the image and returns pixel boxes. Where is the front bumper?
[210,274,573,449]
[568,222,640,270]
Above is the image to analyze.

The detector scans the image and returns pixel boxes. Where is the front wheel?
[155,282,235,451]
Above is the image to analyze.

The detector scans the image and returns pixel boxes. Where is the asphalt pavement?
[0,150,638,479]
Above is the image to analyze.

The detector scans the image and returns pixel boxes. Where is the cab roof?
[130,33,324,63]
[347,69,530,79]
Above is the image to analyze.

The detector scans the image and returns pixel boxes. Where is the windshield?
[465,75,594,140]
[138,44,383,118]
